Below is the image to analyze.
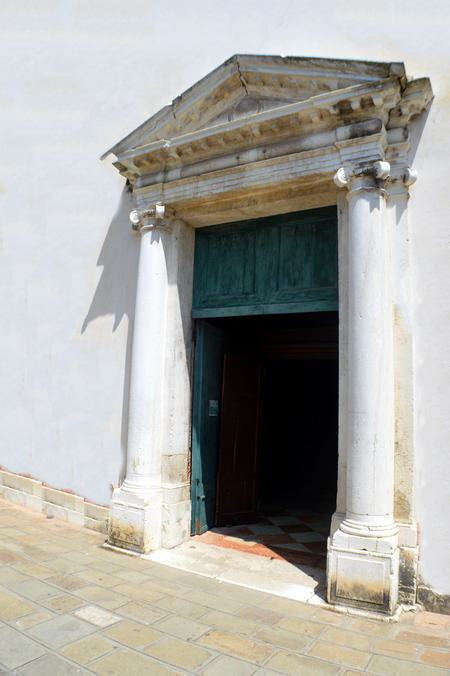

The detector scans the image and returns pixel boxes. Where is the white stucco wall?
[1,1,448,593]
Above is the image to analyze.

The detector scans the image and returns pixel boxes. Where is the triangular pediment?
[105,54,405,158]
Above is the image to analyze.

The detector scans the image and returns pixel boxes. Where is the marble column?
[108,204,171,553]
[328,162,400,615]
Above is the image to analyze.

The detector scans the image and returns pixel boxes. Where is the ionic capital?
[333,161,391,192]
[129,203,175,234]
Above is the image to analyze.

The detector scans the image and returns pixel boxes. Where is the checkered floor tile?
[194,507,332,570]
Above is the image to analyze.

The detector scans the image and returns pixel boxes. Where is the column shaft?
[108,210,171,554]
[344,180,396,534]
[328,167,400,615]
[124,228,168,490]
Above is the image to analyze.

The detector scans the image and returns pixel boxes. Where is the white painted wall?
[1,1,448,593]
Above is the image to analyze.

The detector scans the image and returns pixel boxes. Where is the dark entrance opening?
[191,311,338,568]
[261,358,338,515]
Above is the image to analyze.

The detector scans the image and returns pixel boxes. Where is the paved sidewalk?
[0,499,449,675]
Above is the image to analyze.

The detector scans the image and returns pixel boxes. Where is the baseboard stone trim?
[0,469,109,534]
[417,584,450,615]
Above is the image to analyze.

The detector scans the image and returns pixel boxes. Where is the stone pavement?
[0,499,449,675]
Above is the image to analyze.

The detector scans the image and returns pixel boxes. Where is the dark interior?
[260,359,338,512]
[209,311,339,516]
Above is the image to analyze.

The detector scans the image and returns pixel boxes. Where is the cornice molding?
[104,55,432,225]
[103,54,406,160]
[112,78,402,182]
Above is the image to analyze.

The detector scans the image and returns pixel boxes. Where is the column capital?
[333,161,391,195]
[334,162,418,199]
[387,166,418,199]
[129,203,175,234]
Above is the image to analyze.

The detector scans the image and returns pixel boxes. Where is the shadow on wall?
[82,182,139,486]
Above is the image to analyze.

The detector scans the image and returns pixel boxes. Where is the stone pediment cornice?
[110,82,431,187]
[104,56,432,196]
[104,55,405,158]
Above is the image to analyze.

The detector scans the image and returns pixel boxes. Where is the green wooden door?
[190,321,227,534]
[193,206,337,318]
[190,207,338,534]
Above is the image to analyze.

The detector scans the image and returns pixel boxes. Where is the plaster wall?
[0,1,448,594]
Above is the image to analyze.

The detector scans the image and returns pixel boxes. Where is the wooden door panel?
[192,207,338,318]
[215,354,263,525]
[190,322,227,535]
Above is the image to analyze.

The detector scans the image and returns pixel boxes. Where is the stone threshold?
[143,539,408,622]
[145,538,327,605]
[0,468,109,533]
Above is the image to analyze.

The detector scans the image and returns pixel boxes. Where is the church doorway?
[190,311,338,569]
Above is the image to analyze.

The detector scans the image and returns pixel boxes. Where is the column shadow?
[82,183,139,486]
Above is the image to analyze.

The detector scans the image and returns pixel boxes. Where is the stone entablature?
[104,54,432,616]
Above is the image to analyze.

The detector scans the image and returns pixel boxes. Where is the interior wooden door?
[190,321,227,535]
[215,353,263,526]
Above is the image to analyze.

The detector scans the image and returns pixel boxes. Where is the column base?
[327,526,399,615]
[108,485,162,554]
[161,483,191,549]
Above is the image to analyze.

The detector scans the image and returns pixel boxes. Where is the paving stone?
[321,626,372,651]
[141,578,190,598]
[45,559,86,575]
[112,568,149,584]
[74,605,120,628]
[198,610,259,636]
[145,636,213,670]
[60,552,97,565]
[10,579,60,601]
[73,585,128,610]
[200,654,257,675]
[102,619,162,649]
[61,634,117,665]
[396,630,450,649]
[40,593,86,613]
[255,625,312,651]
[182,589,243,613]
[14,610,55,630]
[17,548,53,563]
[412,611,450,633]
[0,625,45,669]
[17,653,89,675]
[0,551,22,564]
[116,601,167,625]
[311,608,346,626]
[277,615,325,637]
[46,575,88,592]
[343,616,397,638]
[88,562,124,575]
[90,647,182,675]
[372,637,422,660]
[76,569,124,588]
[258,595,317,617]
[113,582,165,604]
[308,640,371,670]
[368,654,450,675]
[28,614,96,648]
[153,594,208,619]
[198,630,275,664]
[265,650,340,675]
[155,615,210,641]
[420,649,450,669]
[11,562,52,579]
[0,568,29,585]
[0,589,35,621]
[236,605,284,625]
